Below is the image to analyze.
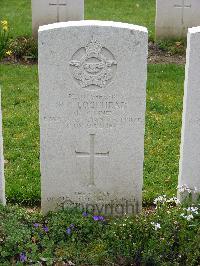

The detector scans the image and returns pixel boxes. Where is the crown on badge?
[85,38,102,56]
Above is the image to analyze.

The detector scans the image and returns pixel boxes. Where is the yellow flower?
[2,25,8,32]
[1,20,9,31]
[1,20,8,26]
[6,50,12,56]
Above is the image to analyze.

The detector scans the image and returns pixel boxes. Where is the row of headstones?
[156,0,200,39]
[32,0,84,37]
[32,0,200,39]
[1,20,200,215]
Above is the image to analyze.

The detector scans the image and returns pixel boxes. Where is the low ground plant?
[0,20,11,60]
[9,36,37,61]
[0,196,199,265]
[156,39,186,55]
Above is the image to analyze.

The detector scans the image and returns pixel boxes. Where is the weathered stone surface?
[32,0,84,37]
[178,26,200,201]
[39,21,148,215]
[156,0,200,39]
[0,91,5,205]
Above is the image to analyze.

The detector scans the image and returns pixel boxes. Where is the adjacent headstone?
[0,91,5,205]
[156,0,200,39]
[178,26,200,201]
[39,21,148,215]
[32,0,84,37]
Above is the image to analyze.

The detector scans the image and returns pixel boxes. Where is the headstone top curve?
[38,20,148,33]
[188,26,200,34]
[32,0,84,38]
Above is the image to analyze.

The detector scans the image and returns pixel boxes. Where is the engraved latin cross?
[75,134,109,186]
[49,0,67,22]
[174,0,192,25]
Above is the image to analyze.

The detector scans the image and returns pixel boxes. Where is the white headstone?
[178,26,200,201]
[156,0,200,39]
[32,0,84,37]
[39,21,148,215]
[0,91,5,205]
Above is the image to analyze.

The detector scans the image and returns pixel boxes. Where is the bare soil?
[148,42,186,65]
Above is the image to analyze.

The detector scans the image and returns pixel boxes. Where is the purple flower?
[66,224,75,235]
[20,252,27,262]
[83,212,88,217]
[43,225,49,233]
[98,216,105,221]
[66,227,71,235]
[93,215,105,221]
[33,223,39,228]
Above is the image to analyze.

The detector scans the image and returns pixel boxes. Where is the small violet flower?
[33,223,39,228]
[66,227,71,235]
[43,225,49,233]
[93,215,105,221]
[20,252,27,262]
[66,224,75,235]
[70,224,75,228]
[83,212,88,217]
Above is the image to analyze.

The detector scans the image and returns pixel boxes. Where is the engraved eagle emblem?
[69,38,117,89]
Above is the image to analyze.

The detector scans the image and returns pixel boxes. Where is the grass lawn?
[0,64,184,205]
[0,0,155,39]
[0,65,40,204]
